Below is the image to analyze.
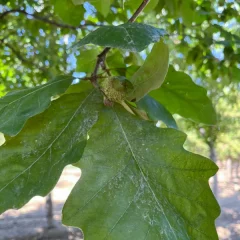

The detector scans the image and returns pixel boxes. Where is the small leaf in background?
[127,40,169,101]
[212,24,240,45]
[106,50,125,69]
[53,0,85,26]
[165,0,177,16]
[0,76,73,136]
[63,105,220,240]
[125,0,159,13]
[137,95,178,129]
[180,0,205,26]
[150,65,217,125]
[72,0,84,5]
[76,49,99,74]
[155,0,165,13]
[106,50,126,76]
[89,0,114,17]
[230,67,240,82]
[65,80,93,94]
[124,52,143,66]
[0,91,102,214]
[72,23,166,52]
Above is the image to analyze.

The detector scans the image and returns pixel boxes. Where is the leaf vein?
[0,90,94,193]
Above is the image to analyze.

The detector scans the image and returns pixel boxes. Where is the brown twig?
[80,75,108,81]
[128,0,150,23]
[0,9,97,30]
[90,0,150,86]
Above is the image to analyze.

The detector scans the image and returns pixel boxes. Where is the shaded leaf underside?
[63,105,220,240]
[137,95,178,129]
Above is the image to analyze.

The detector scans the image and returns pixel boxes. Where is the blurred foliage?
[181,90,240,161]
[0,0,239,160]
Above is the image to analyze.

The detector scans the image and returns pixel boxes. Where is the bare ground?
[0,163,239,240]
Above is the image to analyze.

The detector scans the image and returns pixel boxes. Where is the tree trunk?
[236,160,240,178]
[209,142,218,198]
[46,193,54,229]
[226,158,232,181]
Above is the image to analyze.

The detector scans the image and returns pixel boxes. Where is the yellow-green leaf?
[127,40,169,101]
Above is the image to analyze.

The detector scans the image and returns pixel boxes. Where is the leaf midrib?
[114,111,217,239]
[113,109,178,239]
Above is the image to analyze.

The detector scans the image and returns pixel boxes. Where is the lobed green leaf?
[0,91,102,214]
[63,105,220,240]
[150,66,217,125]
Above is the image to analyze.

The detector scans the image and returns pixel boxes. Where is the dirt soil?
[215,163,240,240]
[0,163,239,240]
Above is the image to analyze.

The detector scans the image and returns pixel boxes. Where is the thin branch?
[0,39,48,75]
[91,47,111,86]
[80,75,109,81]
[0,9,97,30]
[0,39,27,63]
[100,61,111,77]
[5,43,28,63]
[91,0,150,86]
[128,0,150,23]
